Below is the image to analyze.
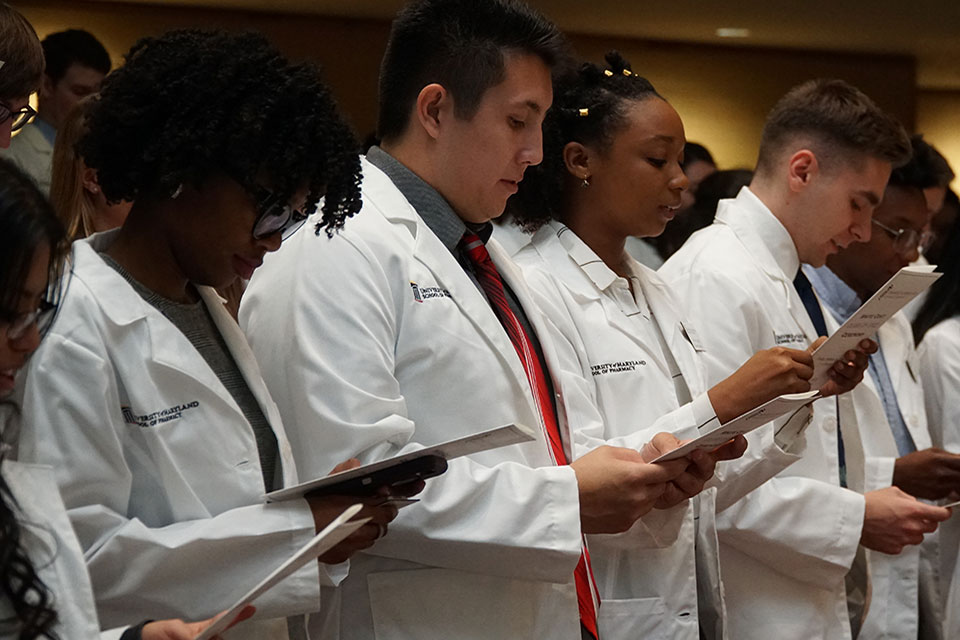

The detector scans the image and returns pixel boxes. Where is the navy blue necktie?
[793,269,846,487]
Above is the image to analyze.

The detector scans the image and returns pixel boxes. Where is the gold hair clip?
[578,108,589,117]
[604,69,613,77]
[623,69,632,77]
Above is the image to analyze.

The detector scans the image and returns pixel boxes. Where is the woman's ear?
[81,166,100,196]
[562,141,593,183]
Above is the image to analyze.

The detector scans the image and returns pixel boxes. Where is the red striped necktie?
[460,231,600,639]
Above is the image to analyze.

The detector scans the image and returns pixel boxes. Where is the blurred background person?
[655,168,753,261]
[49,95,130,241]
[1,27,110,195]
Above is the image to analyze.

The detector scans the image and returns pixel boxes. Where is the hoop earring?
[171,184,183,199]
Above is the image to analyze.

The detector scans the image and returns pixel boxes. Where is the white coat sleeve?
[240,229,583,584]
[16,334,327,629]
[665,264,864,589]
[918,328,960,452]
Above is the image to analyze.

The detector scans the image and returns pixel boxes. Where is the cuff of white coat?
[691,391,719,433]
[864,456,896,492]
[773,405,813,453]
[826,489,868,581]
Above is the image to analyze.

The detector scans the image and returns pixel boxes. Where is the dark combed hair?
[508,51,662,231]
[914,213,960,344]
[40,29,110,82]
[682,142,715,170]
[0,3,45,100]
[892,134,955,191]
[0,157,64,640]
[78,29,362,236]
[377,0,569,141]
[755,79,911,177]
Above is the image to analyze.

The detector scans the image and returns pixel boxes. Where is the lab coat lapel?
[74,234,248,425]
[199,286,299,486]
[362,158,543,438]
[879,319,932,450]
[492,239,575,463]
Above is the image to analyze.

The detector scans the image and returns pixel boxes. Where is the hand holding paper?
[193,504,369,640]
[809,266,941,389]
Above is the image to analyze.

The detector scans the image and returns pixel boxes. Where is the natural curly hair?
[508,51,662,232]
[78,29,362,236]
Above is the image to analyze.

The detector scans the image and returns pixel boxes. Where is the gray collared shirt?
[365,146,559,422]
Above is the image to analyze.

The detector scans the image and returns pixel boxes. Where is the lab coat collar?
[716,187,800,284]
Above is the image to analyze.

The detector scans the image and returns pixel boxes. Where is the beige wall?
[917,90,960,190]
[16,0,918,170]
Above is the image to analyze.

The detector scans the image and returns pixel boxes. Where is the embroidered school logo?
[410,281,451,303]
[121,401,200,428]
[774,332,807,345]
[590,360,646,376]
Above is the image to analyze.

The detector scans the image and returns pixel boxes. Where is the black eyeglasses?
[0,102,37,132]
[872,219,935,256]
[249,184,313,241]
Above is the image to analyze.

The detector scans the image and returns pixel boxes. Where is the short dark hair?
[377,0,568,141]
[889,135,955,191]
[755,79,911,178]
[41,29,110,83]
[0,3,44,100]
[682,142,715,170]
[79,29,362,235]
[509,51,662,231]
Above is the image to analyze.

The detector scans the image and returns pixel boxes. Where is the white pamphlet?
[653,390,820,462]
[194,504,368,640]
[809,265,942,388]
[265,423,536,503]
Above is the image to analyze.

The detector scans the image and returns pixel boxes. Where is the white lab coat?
[513,222,802,640]
[11,231,340,639]
[834,308,940,639]
[660,187,867,640]
[240,157,586,640]
[918,316,960,638]
[0,122,53,195]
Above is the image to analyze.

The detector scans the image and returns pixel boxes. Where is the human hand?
[640,433,748,508]
[708,347,813,423]
[304,458,419,564]
[571,445,687,534]
[141,605,255,640]
[860,485,950,554]
[816,338,878,397]
[894,448,960,500]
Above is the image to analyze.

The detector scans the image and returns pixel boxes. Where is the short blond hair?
[49,96,96,240]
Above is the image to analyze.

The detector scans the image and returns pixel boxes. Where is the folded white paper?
[194,503,368,640]
[265,423,536,503]
[653,390,820,462]
[809,265,942,388]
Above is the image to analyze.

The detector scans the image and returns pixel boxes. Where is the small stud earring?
[581,176,590,188]
[91,185,99,194]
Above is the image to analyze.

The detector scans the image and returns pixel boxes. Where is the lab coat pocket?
[366,568,579,639]
[598,596,667,639]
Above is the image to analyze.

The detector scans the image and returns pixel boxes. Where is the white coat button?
[822,418,836,432]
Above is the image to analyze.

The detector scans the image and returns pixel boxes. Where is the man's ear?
[786,149,820,193]
[38,74,56,102]
[562,141,594,183]
[414,83,451,141]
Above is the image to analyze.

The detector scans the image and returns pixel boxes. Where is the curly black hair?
[78,29,362,237]
[508,51,662,232]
